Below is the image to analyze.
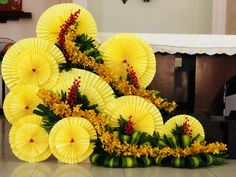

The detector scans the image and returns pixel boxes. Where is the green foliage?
[172,124,184,137]
[118,115,128,134]
[75,34,103,64]
[75,90,99,113]
[59,62,85,72]
[61,89,99,113]
[33,104,61,132]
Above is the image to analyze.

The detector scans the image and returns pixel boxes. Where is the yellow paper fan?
[11,163,52,177]
[66,116,97,141]
[1,38,65,89]
[161,115,205,138]
[77,143,95,162]
[49,117,96,164]
[3,85,42,124]
[9,123,51,162]
[36,3,97,43]
[14,114,43,126]
[51,165,91,177]
[104,96,163,135]
[52,69,115,112]
[135,35,156,86]
[99,33,156,88]
[9,115,43,151]
[51,144,95,167]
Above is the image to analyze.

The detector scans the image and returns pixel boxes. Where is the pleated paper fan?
[104,96,163,135]
[51,165,92,177]
[1,38,65,89]
[9,115,43,148]
[135,35,156,86]
[14,114,43,126]
[49,117,96,164]
[52,69,115,112]
[11,163,52,177]
[99,33,156,88]
[54,127,89,158]
[3,85,42,124]
[9,123,51,162]
[77,143,95,162]
[36,3,97,44]
[161,115,205,138]
[66,116,97,141]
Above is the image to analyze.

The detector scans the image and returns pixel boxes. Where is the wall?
[87,0,212,34]
[212,0,227,34]
[226,0,236,34]
[72,0,87,8]
[0,0,69,41]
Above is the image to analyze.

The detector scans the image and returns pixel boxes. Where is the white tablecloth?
[98,33,236,56]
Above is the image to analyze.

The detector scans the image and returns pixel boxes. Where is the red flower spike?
[124,116,134,135]
[124,61,140,89]
[67,77,81,107]
[57,9,81,61]
[183,118,192,136]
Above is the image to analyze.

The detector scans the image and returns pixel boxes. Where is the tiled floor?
[1,119,236,177]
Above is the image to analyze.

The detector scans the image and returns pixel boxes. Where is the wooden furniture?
[99,33,236,116]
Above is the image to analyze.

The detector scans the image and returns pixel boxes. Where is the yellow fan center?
[16,53,51,86]
[54,126,90,158]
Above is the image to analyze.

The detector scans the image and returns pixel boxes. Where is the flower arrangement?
[56,10,176,114]
[1,3,228,168]
[32,81,227,168]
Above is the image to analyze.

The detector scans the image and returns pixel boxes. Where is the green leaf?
[171,157,185,168]
[73,90,99,113]
[104,156,120,168]
[191,133,205,143]
[120,135,130,143]
[33,104,61,132]
[130,131,142,145]
[75,34,104,64]
[181,135,191,148]
[122,157,137,168]
[186,156,201,168]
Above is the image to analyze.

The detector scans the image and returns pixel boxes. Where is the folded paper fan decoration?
[9,115,43,152]
[36,3,97,43]
[135,35,156,86]
[161,114,205,138]
[52,69,115,112]
[9,123,51,162]
[49,117,97,164]
[3,85,42,124]
[104,96,163,135]
[99,33,156,88]
[1,38,65,89]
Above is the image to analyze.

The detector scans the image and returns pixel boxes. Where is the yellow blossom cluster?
[62,25,176,113]
[37,89,227,159]
[158,141,227,158]
[37,89,106,135]
[37,89,61,106]
[100,131,227,158]
[100,131,159,157]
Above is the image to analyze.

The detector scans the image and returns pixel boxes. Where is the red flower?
[57,9,80,61]
[123,60,140,89]
[124,116,134,135]
[183,118,192,136]
[67,77,81,107]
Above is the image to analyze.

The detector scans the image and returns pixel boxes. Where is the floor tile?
[1,119,236,177]
[207,160,236,177]
[0,161,33,177]
[124,166,216,177]
[89,165,125,177]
